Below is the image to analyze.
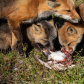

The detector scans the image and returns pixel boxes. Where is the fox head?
[38,0,81,23]
[58,22,83,54]
[27,20,57,51]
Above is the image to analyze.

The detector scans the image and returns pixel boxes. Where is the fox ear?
[67,26,77,36]
[46,0,60,8]
[67,0,74,6]
[32,24,42,33]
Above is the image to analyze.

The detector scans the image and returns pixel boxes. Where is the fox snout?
[69,10,81,23]
[69,18,81,23]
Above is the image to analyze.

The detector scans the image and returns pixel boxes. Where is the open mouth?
[36,43,51,55]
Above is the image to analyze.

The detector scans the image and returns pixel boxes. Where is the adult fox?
[58,3,84,54]
[0,0,81,56]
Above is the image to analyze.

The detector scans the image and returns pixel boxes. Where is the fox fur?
[0,18,57,52]
[58,3,84,53]
[0,0,80,55]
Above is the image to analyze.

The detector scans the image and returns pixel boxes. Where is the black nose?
[78,18,81,22]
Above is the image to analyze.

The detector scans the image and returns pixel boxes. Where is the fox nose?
[78,18,81,22]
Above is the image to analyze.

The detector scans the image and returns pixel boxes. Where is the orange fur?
[58,3,84,53]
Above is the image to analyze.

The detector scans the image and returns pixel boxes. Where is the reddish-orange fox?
[58,4,84,54]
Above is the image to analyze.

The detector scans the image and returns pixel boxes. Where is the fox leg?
[7,7,37,55]
[8,20,24,56]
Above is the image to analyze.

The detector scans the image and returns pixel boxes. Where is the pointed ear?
[46,19,54,26]
[67,26,77,36]
[46,0,60,8]
[32,24,42,33]
[67,0,74,6]
[55,22,62,30]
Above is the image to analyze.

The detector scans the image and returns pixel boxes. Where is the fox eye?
[66,10,71,12]
[68,43,71,46]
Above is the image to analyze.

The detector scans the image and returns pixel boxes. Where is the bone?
[52,63,75,70]
[53,63,67,70]
[32,54,52,69]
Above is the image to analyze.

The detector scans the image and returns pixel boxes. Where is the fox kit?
[0,19,57,52]
[58,3,84,54]
[25,20,57,51]
[0,0,80,55]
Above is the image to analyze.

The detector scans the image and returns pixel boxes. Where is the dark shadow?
[73,34,84,56]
